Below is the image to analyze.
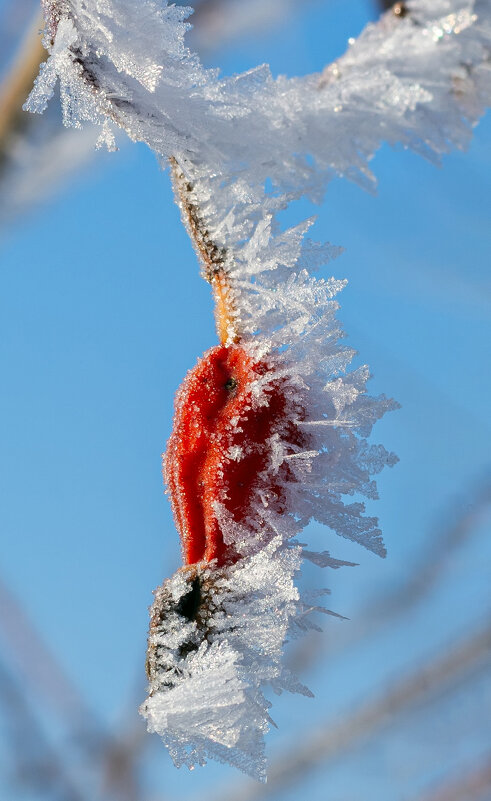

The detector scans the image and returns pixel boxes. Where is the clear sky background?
[0,2,490,800]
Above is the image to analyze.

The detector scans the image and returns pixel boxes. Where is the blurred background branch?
[0,660,87,801]
[0,12,45,162]
[202,625,491,801]
[412,755,491,801]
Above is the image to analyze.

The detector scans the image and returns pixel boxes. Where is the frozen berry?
[164,344,306,566]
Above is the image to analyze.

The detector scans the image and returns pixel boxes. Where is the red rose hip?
[164,344,306,566]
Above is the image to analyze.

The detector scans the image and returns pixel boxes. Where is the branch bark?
[169,157,240,344]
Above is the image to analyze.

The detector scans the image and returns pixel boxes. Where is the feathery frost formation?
[28,0,490,779]
[28,0,491,204]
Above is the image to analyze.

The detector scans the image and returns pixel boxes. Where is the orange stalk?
[169,156,240,344]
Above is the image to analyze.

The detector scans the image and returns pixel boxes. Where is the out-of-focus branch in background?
[412,755,491,801]
[0,660,87,801]
[0,578,145,801]
[286,471,491,677]
[203,625,491,801]
[178,0,322,55]
[0,13,45,165]
[371,474,491,616]
[0,577,96,725]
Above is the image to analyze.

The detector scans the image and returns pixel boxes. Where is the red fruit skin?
[164,344,306,566]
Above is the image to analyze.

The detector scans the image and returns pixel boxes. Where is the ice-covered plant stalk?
[27,0,491,780]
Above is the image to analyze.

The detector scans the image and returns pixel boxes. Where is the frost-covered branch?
[27,1,491,201]
[169,156,240,344]
[0,0,325,228]
[26,0,491,781]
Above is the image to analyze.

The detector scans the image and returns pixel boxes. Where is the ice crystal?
[27,1,491,206]
[28,0,491,780]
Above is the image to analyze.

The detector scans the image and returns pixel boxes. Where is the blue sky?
[0,1,490,799]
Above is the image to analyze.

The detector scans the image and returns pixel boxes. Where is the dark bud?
[224,376,238,391]
[145,565,224,693]
[175,575,202,621]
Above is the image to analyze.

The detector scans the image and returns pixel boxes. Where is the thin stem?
[41,0,65,45]
[169,156,241,345]
[36,0,242,346]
